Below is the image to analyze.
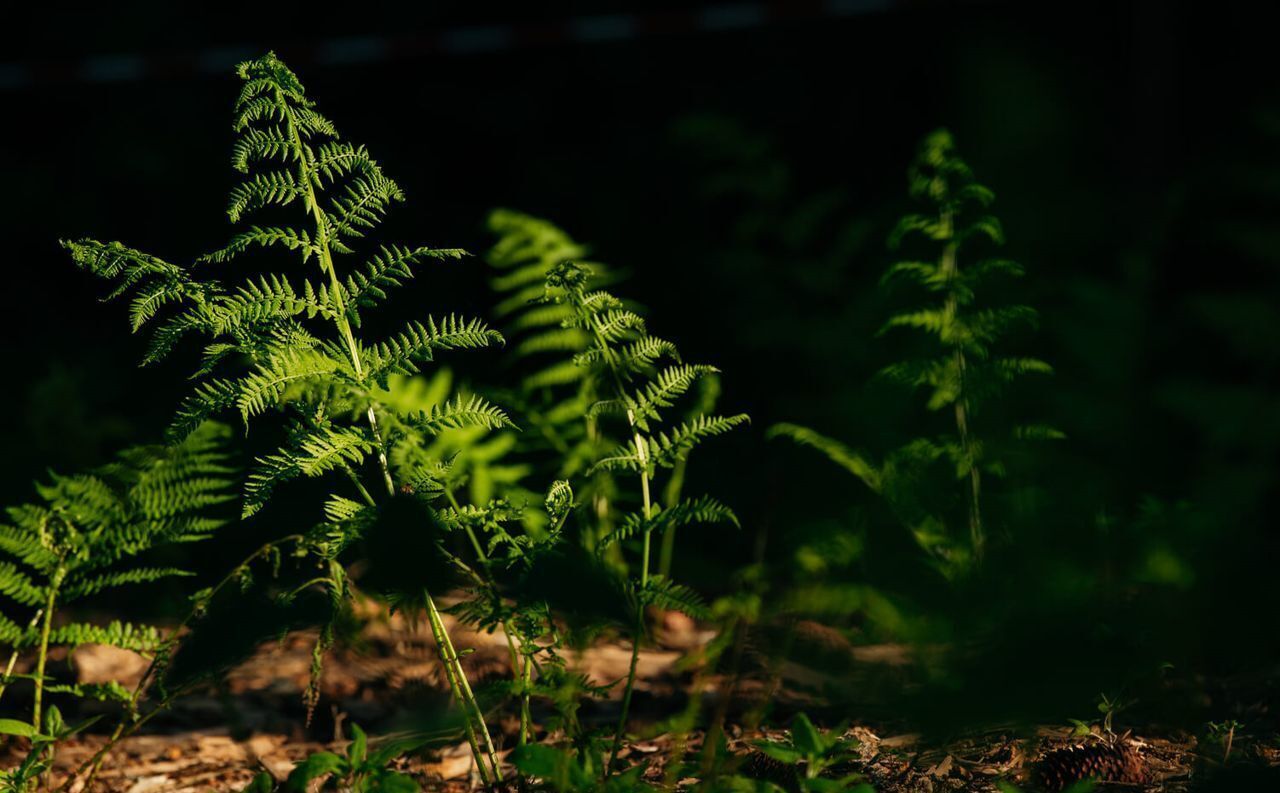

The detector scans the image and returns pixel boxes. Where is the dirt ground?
[3,607,1277,792]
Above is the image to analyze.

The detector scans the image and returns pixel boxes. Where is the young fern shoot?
[63,53,510,782]
[771,129,1059,569]
[538,261,748,774]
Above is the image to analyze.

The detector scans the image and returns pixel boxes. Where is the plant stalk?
[32,569,64,729]
[939,212,983,562]
[425,592,502,782]
[0,609,42,706]
[607,411,653,775]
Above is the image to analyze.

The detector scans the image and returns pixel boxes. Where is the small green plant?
[771,128,1058,571]
[1095,691,1133,735]
[1206,719,1244,763]
[0,706,100,792]
[65,52,511,783]
[242,723,422,792]
[753,713,869,792]
[537,261,748,773]
[0,424,235,730]
[512,741,654,792]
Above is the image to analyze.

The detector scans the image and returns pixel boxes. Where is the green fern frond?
[61,568,192,602]
[242,451,302,518]
[168,379,241,441]
[231,126,295,172]
[637,576,708,619]
[307,141,377,188]
[342,245,467,323]
[61,239,186,283]
[213,273,337,333]
[0,525,57,569]
[0,562,45,606]
[645,414,751,471]
[600,496,738,550]
[199,226,317,264]
[522,361,588,390]
[227,170,301,222]
[766,423,882,492]
[404,394,515,435]
[235,349,343,422]
[325,172,405,242]
[293,425,377,477]
[621,364,719,431]
[363,315,504,381]
[46,621,166,654]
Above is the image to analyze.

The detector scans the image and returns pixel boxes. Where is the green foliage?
[513,740,654,792]
[0,423,235,729]
[65,52,514,783]
[538,260,747,773]
[242,723,423,792]
[753,713,869,792]
[771,129,1058,572]
[541,260,747,604]
[482,211,628,541]
[0,706,100,793]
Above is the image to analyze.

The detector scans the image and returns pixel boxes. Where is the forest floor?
[3,605,1278,792]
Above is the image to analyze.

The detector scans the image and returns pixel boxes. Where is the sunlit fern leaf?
[404,394,515,436]
[61,567,192,602]
[0,562,45,606]
[199,226,317,265]
[231,127,295,172]
[227,171,301,223]
[45,621,166,654]
[168,379,241,442]
[362,315,504,382]
[326,172,405,244]
[235,349,343,423]
[212,274,336,333]
[599,496,738,550]
[241,421,373,517]
[621,364,719,431]
[294,425,378,477]
[343,245,467,325]
[638,576,709,619]
[644,414,751,471]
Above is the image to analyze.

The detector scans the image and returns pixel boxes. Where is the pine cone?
[1034,741,1147,791]
[741,751,800,792]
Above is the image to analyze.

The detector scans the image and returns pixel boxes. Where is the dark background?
[4,2,1279,730]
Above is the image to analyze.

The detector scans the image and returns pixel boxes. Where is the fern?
[0,423,235,731]
[484,211,625,482]
[771,129,1059,569]
[65,52,510,784]
[538,260,747,771]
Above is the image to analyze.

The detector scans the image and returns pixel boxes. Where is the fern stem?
[608,410,653,776]
[282,94,500,782]
[939,213,984,562]
[343,464,377,507]
[657,455,689,578]
[32,568,63,728]
[277,83,395,499]
[519,652,532,746]
[0,609,42,706]
[425,592,502,783]
[573,286,655,777]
